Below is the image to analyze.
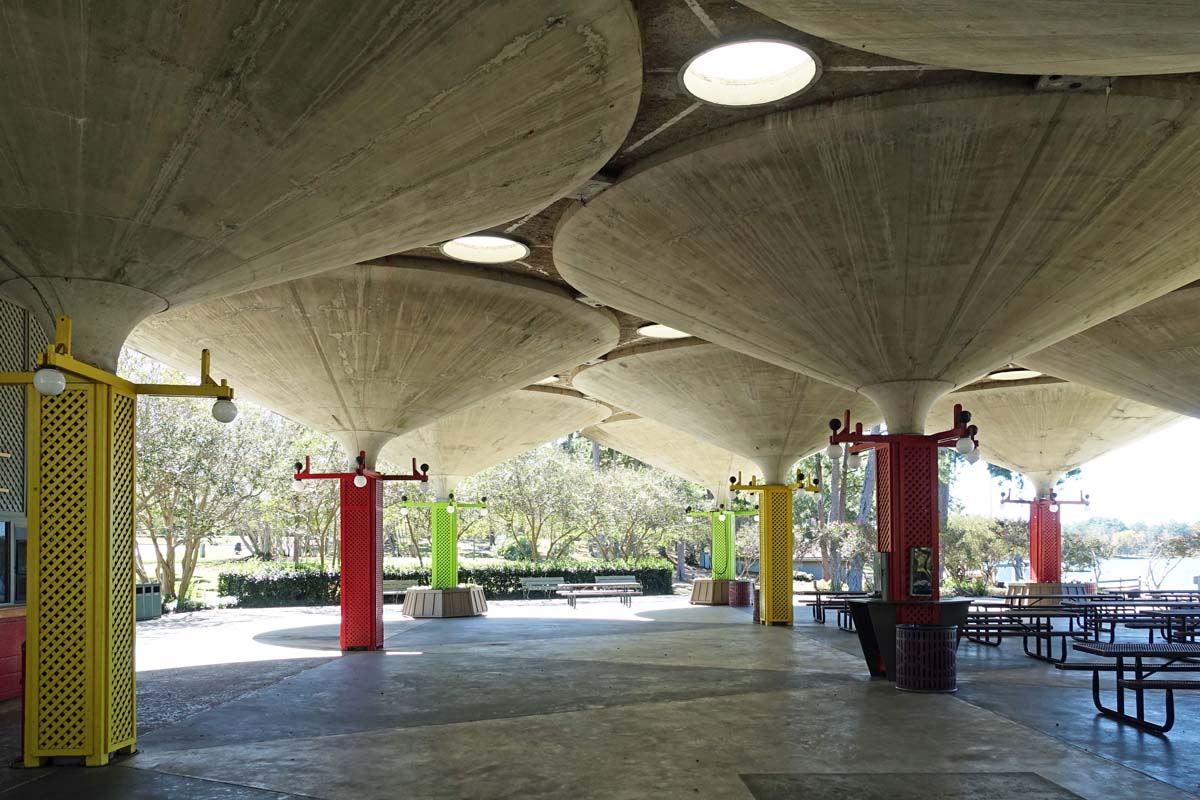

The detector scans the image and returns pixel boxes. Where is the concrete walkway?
[0,598,1197,799]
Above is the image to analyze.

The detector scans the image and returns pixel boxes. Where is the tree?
[1146,525,1200,588]
[941,514,1008,588]
[993,518,1029,582]
[122,351,297,603]
[1062,529,1115,583]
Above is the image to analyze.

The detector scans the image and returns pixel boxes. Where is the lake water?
[995,556,1200,590]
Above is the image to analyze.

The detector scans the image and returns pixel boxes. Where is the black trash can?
[895,624,958,693]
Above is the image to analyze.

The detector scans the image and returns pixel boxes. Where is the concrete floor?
[1,597,1198,799]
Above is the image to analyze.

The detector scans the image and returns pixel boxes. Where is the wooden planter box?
[690,578,730,605]
[402,586,487,618]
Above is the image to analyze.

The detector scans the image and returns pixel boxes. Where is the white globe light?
[954,436,974,455]
[846,451,862,470]
[717,513,727,522]
[480,507,489,517]
[211,398,238,423]
[965,448,981,464]
[1049,503,1060,514]
[446,503,456,515]
[291,478,306,492]
[824,443,842,460]
[754,514,760,523]
[353,473,368,488]
[400,506,410,516]
[32,366,66,397]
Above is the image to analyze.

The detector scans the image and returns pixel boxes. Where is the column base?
[402,587,487,618]
[690,579,730,605]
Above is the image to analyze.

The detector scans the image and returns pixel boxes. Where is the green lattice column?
[430,506,459,589]
[710,512,736,581]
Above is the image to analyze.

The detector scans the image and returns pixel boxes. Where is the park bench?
[382,579,418,603]
[557,580,642,609]
[1055,641,1200,732]
[518,577,565,599]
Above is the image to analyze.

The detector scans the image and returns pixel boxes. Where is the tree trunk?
[591,440,601,472]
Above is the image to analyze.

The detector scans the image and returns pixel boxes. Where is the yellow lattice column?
[757,485,794,626]
[23,380,137,766]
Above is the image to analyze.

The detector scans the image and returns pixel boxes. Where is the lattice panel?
[108,393,136,746]
[339,477,378,649]
[893,442,938,602]
[0,298,27,513]
[1031,504,1062,583]
[711,515,734,581]
[431,507,458,589]
[897,603,938,625]
[875,447,892,553]
[36,388,91,753]
[373,480,384,646]
[28,314,49,370]
[759,487,793,624]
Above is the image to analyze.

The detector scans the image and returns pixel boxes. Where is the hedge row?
[218,560,675,608]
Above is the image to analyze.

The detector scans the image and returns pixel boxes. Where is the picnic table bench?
[964,606,1082,663]
[557,579,642,609]
[1055,641,1200,732]
[518,576,565,599]
[382,579,418,603]
[794,590,871,624]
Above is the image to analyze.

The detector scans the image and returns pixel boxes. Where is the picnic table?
[556,581,642,609]
[964,604,1082,663]
[1055,641,1200,732]
[794,590,871,624]
[1063,598,1200,642]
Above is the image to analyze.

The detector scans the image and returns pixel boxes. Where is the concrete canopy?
[128,259,620,467]
[555,81,1200,434]
[738,1,1200,76]
[572,340,879,484]
[931,378,1178,497]
[380,386,609,498]
[1024,285,1200,420]
[0,1,642,371]
[582,412,758,502]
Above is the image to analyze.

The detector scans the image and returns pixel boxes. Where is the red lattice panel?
[339,476,383,650]
[875,447,892,553]
[1030,504,1062,583]
[897,603,939,625]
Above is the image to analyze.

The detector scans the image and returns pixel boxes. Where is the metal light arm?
[1001,489,1090,507]
[293,452,430,483]
[729,468,815,493]
[0,316,236,400]
[828,404,978,451]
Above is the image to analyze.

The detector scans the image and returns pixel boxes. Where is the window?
[0,520,25,605]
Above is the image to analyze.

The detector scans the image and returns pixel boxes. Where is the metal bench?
[518,577,565,599]
[382,579,418,603]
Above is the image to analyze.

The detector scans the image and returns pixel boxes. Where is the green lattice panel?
[430,508,458,589]
[711,514,735,581]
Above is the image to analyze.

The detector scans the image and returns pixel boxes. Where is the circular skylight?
[440,234,530,264]
[987,367,1043,382]
[638,324,691,340]
[680,40,820,107]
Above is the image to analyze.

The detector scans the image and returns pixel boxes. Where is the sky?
[954,417,1199,526]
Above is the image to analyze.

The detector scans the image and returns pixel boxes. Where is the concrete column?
[338,475,384,651]
[23,379,137,766]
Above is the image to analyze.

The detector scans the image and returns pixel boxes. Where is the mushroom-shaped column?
[583,413,759,604]
[383,387,608,616]
[131,260,619,640]
[574,340,878,624]
[1,0,638,765]
[739,1,1200,76]
[932,377,1178,586]
[557,80,1200,628]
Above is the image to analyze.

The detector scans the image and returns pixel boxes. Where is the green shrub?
[218,559,674,607]
[793,571,814,582]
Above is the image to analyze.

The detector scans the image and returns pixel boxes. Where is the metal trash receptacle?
[895,624,958,692]
[135,583,163,621]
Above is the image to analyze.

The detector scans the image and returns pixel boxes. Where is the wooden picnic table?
[1056,641,1200,732]
[556,581,642,609]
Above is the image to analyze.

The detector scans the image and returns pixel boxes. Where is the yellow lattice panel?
[26,385,94,758]
[106,390,136,752]
[758,486,794,625]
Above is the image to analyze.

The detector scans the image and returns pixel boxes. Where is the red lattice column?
[875,437,941,624]
[338,475,384,651]
[1029,501,1062,583]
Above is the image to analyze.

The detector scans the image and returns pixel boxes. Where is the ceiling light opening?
[439,234,530,264]
[987,367,1043,382]
[637,324,691,340]
[680,39,820,108]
